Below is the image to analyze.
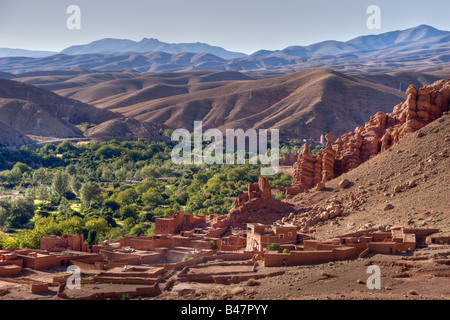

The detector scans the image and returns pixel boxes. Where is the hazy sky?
[1,0,450,54]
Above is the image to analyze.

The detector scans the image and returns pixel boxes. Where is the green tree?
[69,176,82,195]
[80,182,103,208]
[142,188,164,207]
[266,243,282,252]
[87,230,97,247]
[52,171,69,198]
[85,217,110,236]
[58,197,72,217]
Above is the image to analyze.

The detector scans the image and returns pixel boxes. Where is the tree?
[80,182,103,208]
[210,240,218,250]
[69,176,82,195]
[266,243,282,252]
[142,188,164,207]
[58,197,72,217]
[13,162,32,174]
[36,184,49,201]
[85,217,110,234]
[119,206,138,221]
[129,223,149,237]
[52,171,69,198]
[0,207,8,226]
[7,196,35,228]
[87,230,97,247]
[116,188,138,207]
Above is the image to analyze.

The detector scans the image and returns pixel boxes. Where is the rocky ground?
[160,245,450,301]
[282,112,450,240]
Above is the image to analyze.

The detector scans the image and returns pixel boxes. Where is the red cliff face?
[291,79,450,194]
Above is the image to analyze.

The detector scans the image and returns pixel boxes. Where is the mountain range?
[8,67,447,141]
[0,25,449,73]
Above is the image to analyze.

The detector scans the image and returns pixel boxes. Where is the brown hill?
[283,111,450,240]
[105,68,405,140]
[0,98,82,138]
[50,70,253,106]
[290,79,450,193]
[0,78,119,126]
[85,118,168,143]
[0,120,34,147]
[281,80,450,239]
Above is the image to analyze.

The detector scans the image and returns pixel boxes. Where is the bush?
[210,240,218,250]
[266,243,282,252]
[283,249,290,254]
[246,279,260,286]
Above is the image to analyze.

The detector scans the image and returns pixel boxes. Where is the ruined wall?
[41,234,89,253]
[264,250,335,267]
[226,177,293,227]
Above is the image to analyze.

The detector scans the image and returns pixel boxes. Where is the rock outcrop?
[226,177,293,227]
[291,79,450,193]
[291,133,336,193]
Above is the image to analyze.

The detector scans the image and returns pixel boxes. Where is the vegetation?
[0,139,296,249]
[266,243,282,252]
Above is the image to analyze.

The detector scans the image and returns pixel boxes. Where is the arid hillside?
[283,99,450,240]
[35,68,409,140]
[0,78,119,126]
[85,118,168,143]
[0,120,34,147]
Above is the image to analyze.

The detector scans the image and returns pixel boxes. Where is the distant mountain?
[60,38,248,60]
[0,25,449,74]
[262,25,450,58]
[0,48,56,58]
[4,68,448,145]
[42,68,407,140]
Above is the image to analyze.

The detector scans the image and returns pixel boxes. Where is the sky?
[1,0,450,54]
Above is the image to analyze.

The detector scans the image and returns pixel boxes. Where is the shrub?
[246,279,260,287]
[266,243,282,252]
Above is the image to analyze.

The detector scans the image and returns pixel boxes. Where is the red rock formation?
[226,177,293,227]
[291,79,450,193]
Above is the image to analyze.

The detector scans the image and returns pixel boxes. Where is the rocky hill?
[289,79,450,194]
[280,79,450,239]
[0,120,34,147]
[0,79,119,126]
[0,98,83,138]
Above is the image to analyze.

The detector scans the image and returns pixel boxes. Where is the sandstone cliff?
[290,79,450,193]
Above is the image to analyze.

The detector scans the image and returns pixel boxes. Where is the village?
[0,177,448,300]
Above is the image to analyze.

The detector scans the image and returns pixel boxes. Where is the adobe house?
[41,234,90,253]
[219,235,247,251]
[154,211,207,235]
[246,223,298,251]
[0,251,23,277]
